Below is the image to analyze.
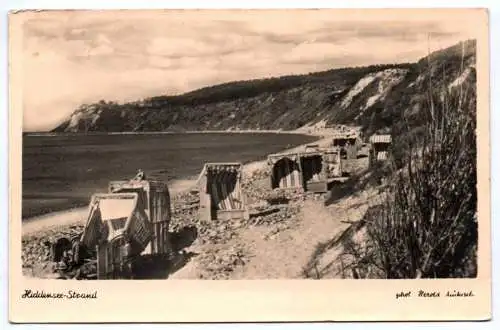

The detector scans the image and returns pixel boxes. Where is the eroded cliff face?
[53,40,476,135]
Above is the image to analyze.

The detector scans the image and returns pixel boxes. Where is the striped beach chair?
[299,150,329,193]
[197,163,249,221]
[268,153,303,190]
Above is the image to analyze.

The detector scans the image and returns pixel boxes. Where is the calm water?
[22,132,317,219]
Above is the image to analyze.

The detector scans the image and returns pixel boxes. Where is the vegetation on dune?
[359,40,476,139]
[340,44,478,279]
[144,63,413,106]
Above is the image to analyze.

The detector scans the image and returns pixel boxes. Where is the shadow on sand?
[302,168,386,279]
[130,225,200,279]
[324,166,385,207]
[132,251,199,279]
[300,219,366,279]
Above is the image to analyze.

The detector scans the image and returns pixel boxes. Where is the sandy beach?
[21,129,375,280]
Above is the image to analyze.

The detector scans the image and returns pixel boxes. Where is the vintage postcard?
[9,8,490,322]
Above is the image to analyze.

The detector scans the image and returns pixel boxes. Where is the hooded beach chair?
[299,150,329,193]
[369,134,392,165]
[268,152,303,190]
[268,151,329,193]
[108,178,172,256]
[196,163,249,222]
[79,193,152,279]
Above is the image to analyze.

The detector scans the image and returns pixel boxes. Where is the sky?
[16,9,479,131]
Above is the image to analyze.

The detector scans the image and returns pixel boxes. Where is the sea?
[22,132,317,219]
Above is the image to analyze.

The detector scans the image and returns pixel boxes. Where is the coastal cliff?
[53,40,476,138]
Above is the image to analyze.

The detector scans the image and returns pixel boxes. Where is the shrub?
[343,64,477,278]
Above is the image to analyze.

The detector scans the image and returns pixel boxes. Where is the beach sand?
[20,129,379,280]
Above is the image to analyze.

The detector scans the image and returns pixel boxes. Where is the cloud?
[19,10,476,131]
[282,42,341,64]
[147,37,212,57]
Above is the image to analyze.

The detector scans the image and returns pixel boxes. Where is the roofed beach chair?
[80,193,152,279]
[268,152,302,190]
[196,163,249,222]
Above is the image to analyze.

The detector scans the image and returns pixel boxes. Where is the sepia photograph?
[19,9,481,281]
[8,7,491,323]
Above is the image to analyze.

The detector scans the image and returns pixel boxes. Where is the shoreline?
[21,178,199,235]
[23,129,331,137]
[22,130,334,235]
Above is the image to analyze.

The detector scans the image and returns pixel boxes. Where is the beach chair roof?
[202,162,242,172]
[108,177,169,193]
[299,150,324,157]
[369,134,392,144]
[267,152,300,164]
[81,193,139,248]
[196,162,242,186]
